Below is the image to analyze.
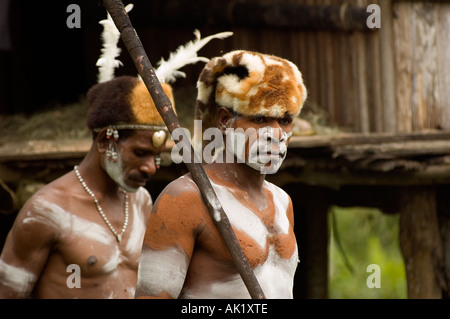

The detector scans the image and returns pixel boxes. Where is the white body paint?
[104,148,138,193]
[137,245,189,298]
[211,179,269,249]
[139,175,298,299]
[211,179,292,247]
[181,245,298,299]
[265,182,291,234]
[226,126,292,174]
[24,198,114,246]
[247,129,291,174]
[0,259,37,298]
[1,187,151,298]
[195,179,298,298]
[126,189,151,252]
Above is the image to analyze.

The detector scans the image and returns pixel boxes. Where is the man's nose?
[266,121,283,141]
[140,156,157,176]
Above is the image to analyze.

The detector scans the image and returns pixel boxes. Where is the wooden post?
[393,2,413,132]
[354,0,370,133]
[379,0,397,133]
[399,186,446,298]
[286,184,329,299]
[393,2,442,132]
[436,186,450,298]
[305,194,329,299]
[436,3,450,129]
[355,31,370,133]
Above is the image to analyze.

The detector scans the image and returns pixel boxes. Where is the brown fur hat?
[195,50,307,129]
[86,75,175,132]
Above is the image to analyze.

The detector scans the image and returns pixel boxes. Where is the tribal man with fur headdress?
[136,50,307,299]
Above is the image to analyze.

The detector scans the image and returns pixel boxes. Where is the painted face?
[226,115,293,174]
[247,127,291,174]
[103,130,167,192]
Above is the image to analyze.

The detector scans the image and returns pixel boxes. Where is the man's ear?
[96,129,109,153]
[217,107,234,134]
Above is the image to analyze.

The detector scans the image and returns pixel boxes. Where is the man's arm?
[0,196,57,298]
[135,177,203,298]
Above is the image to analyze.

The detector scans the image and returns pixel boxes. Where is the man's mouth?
[257,150,286,158]
[135,180,147,186]
[129,176,150,186]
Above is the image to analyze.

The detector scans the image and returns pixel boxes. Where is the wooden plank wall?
[393,1,450,132]
[202,0,385,133]
[6,0,447,135]
[3,0,448,134]
[167,0,449,135]
[223,0,385,134]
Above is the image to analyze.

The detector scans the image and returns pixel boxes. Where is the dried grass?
[0,97,91,145]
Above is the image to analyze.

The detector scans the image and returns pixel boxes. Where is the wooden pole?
[380,0,397,133]
[101,0,265,299]
[399,187,446,298]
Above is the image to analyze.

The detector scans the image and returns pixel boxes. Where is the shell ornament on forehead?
[87,3,233,167]
[152,130,167,148]
[152,130,167,169]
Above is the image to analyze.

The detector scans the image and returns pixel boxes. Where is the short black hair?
[86,76,139,131]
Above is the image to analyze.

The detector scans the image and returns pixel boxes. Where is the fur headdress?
[88,4,233,134]
[195,50,307,130]
[86,75,173,132]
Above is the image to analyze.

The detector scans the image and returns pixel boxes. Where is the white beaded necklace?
[74,165,129,243]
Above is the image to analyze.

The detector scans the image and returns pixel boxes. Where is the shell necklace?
[74,165,129,243]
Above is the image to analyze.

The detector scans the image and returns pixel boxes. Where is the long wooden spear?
[102,0,265,299]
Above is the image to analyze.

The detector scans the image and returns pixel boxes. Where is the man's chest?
[53,206,147,277]
[208,182,296,266]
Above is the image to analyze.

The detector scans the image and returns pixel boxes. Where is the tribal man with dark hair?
[0,4,231,298]
[0,75,172,298]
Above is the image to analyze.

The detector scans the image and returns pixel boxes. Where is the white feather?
[96,4,134,83]
[155,30,233,83]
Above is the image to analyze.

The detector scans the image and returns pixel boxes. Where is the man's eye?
[253,117,266,124]
[134,149,150,157]
[278,117,293,126]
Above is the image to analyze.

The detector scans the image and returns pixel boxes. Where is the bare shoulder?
[263,181,292,205]
[0,178,72,269]
[263,181,294,222]
[152,173,206,217]
[157,173,201,200]
[133,187,153,224]
[133,187,153,208]
[144,173,208,251]
[32,172,78,205]
[11,172,79,239]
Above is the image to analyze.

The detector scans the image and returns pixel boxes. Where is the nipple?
[87,255,98,266]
